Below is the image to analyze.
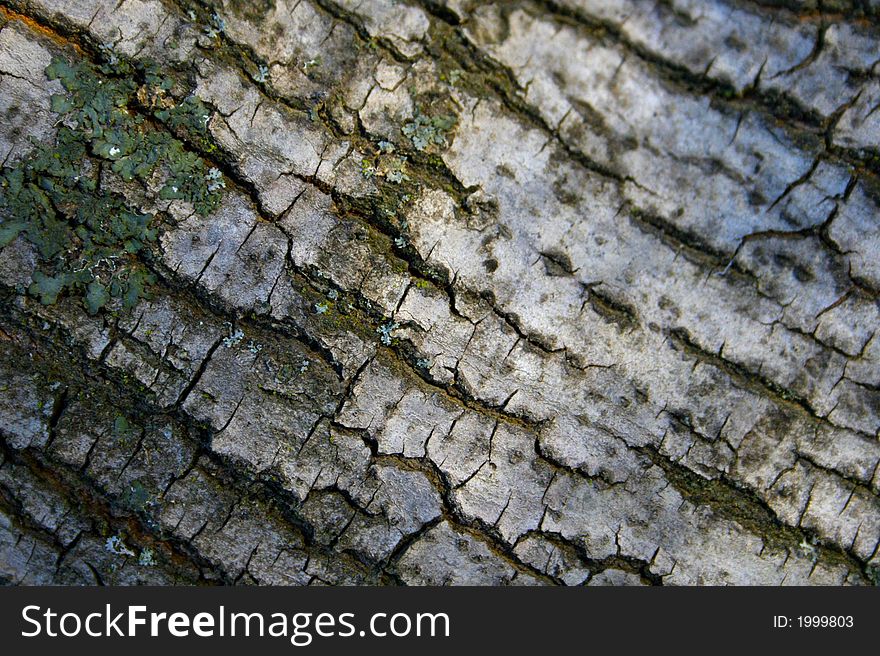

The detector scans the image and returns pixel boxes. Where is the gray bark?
[0,0,879,585]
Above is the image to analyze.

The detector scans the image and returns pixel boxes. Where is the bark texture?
[1,0,879,585]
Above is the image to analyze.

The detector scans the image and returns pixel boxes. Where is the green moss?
[0,55,226,314]
[113,414,136,438]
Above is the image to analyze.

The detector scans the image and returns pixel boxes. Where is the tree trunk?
[1,0,878,586]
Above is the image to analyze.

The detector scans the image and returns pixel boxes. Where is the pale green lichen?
[377,320,399,345]
[402,111,457,151]
[222,327,245,347]
[105,534,135,557]
[0,54,225,314]
[138,548,156,567]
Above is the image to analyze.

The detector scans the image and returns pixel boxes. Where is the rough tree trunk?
[0,0,879,586]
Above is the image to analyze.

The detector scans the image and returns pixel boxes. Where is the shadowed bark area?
[0,0,878,585]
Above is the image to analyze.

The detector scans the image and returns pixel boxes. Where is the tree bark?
[0,0,878,585]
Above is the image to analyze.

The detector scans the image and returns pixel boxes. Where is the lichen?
[302,57,322,78]
[138,548,156,567]
[105,534,135,557]
[361,159,377,179]
[222,327,245,347]
[402,111,457,151]
[387,169,408,184]
[0,54,226,314]
[204,12,226,39]
[377,320,399,345]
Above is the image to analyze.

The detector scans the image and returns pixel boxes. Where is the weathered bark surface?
[0,0,879,586]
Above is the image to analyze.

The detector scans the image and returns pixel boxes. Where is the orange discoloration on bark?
[0,5,83,53]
